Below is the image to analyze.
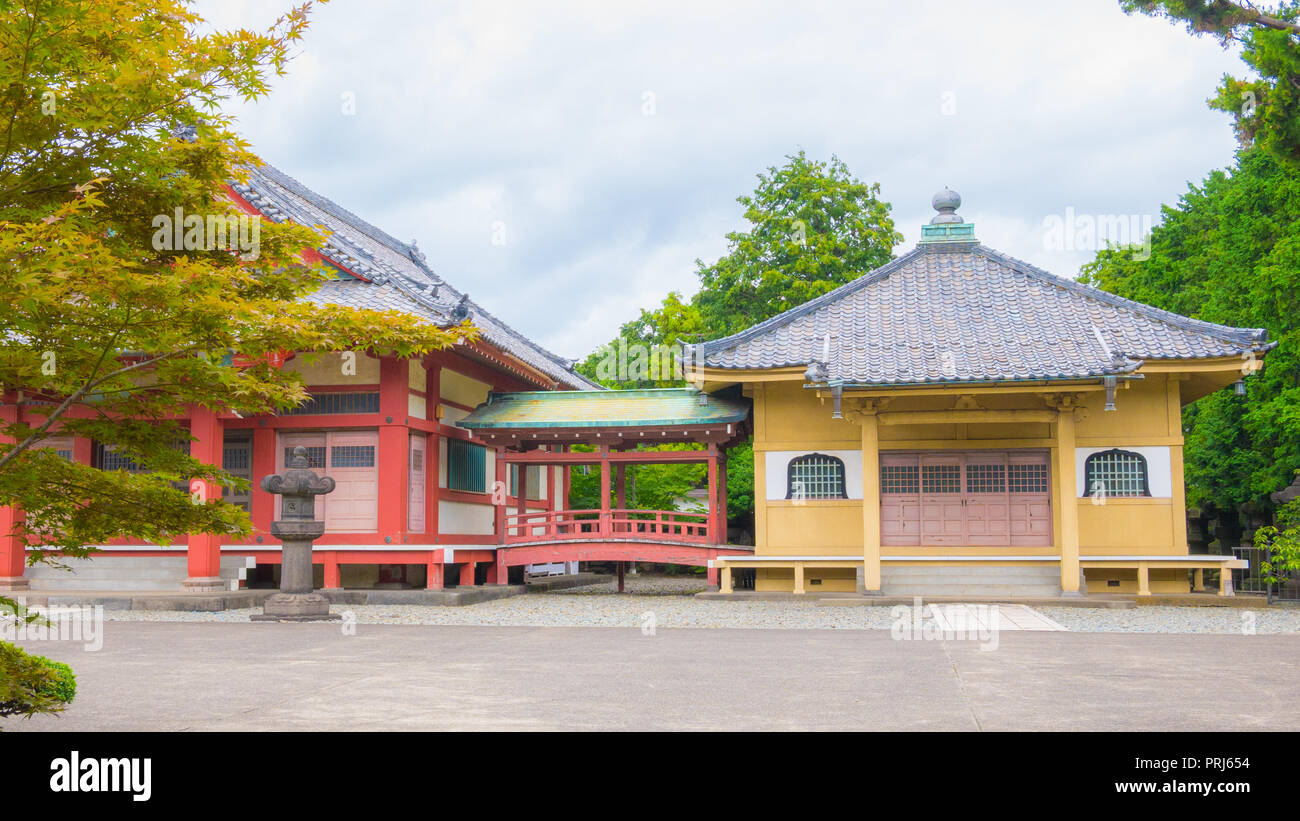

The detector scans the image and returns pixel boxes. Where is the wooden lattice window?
[447,438,487,493]
[1008,462,1049,493]
[282,392,380,416]
[1083,449,1150,497]
[921,464,961,494]
[965,463,1007,493]
[786,453,847,500]
[223,434,252,512]
[284,446,326,470]
[330,445,376,469]
[880,464,919,494]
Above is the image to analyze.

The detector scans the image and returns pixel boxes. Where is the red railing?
[504,508,711,544]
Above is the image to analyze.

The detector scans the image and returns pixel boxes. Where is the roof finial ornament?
[451,293,471,321]
[931,188,963,225]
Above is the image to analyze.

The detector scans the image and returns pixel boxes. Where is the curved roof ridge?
[237,160,599,389]
[975,245,1270,348]
[695,247,925,356]
[253,162,422,262]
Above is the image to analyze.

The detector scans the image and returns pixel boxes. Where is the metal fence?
[1232,546,1300,602]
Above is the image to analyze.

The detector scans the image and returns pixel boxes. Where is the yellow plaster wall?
[1077,499,1177,553]
[749,373,1189,560]
[440,368,492,409]
[765,500,863,555]
[285,352,381,386]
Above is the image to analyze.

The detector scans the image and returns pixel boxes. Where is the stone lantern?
[251,446,340,622]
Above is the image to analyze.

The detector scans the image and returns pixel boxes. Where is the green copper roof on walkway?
[457,388,750,430]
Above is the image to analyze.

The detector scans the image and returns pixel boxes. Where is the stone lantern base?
[250,591,340,622]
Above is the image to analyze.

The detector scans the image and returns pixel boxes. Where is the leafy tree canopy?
[0,0,467,585]
[575,152,901,530]
[1123,1,1300,166]
[1080,148,1300,514]
[578,151,900,387]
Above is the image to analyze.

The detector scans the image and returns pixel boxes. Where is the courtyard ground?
[8,620,1299,731]
[5,574,1298,731]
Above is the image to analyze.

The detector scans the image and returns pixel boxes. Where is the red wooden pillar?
[706,444,719,545]
[718,452,729,545]
[323,557,342,589]
[426,554,444,590]
[494,549,508,586]
[72,435,93,469]
[615,463,626,510]
[250,425,276,534]
[425,359,440,539]
[707,549,719,588]
[562,445,571,510]
[494,448,507,543]
[517,458,529,525]
[378,356,409,544]
[183,405,225,591]
[0,402,27,590]
[599,447,611,538]
[459,561,476,587]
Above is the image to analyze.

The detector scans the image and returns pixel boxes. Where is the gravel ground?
[89,575,1300,633]
[1038,605,1300,634]
[550,573,710,596]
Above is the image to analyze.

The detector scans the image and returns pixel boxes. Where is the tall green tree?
[0,0,467,605]
[1080,149,1300,520]
[693,151,901,337]
[576,152,901,534]
[1123,1,1300,166]
[577,150,902,389]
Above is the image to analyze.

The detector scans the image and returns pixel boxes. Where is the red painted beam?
[501,449,715,465]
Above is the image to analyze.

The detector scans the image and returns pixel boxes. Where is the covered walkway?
[457,388,755,589]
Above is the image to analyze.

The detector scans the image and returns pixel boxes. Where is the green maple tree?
[0,0,470,616]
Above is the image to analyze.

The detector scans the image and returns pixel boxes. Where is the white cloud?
[196,0,1244,359]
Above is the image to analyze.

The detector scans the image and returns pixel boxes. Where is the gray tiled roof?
[693,243,1272,386]
[230,163,598,390]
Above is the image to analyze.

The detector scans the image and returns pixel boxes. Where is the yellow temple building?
[692,190,1273,598]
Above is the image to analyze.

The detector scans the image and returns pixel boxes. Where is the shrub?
[1254,498,1300,586]
[0,641,77,723]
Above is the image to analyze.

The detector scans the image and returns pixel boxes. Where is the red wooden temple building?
[0,164,751,595]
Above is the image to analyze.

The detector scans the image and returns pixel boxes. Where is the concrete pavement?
[9,623,1299,731]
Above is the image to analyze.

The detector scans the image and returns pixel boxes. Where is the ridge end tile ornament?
[251,446,341,622]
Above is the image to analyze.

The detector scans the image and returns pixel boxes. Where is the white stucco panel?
[765,450,863,500]
[1075,446,1172,498]
[438,500,495,535]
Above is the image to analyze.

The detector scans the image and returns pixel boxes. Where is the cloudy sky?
[198,0,1244,360]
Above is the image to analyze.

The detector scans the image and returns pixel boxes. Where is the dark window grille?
[223,436,252,511]
[1083,449,1150,497]
[965,463,1007,494]
[284,446,326,470]
[1008,463,1049,494]
[880,464,919,494]
[222,445,250,472]
[331,445,375,469]
[787,453,847,500]
[921,464,961,494]
[447,438,487,493]
[282,392,380,416]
